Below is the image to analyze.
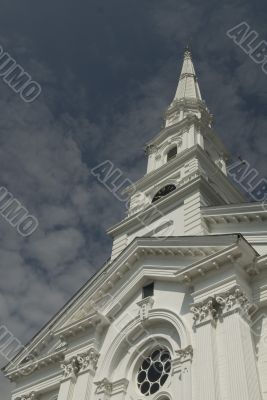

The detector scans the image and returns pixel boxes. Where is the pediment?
[3,234,257,380]
[53,236,238,330]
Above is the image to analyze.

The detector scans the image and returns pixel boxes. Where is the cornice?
[54,311,109,339]
[244,254,267,277]
[146,115,200,148]
[111,147,244,230]
[124,145,200,194]
[6,349,65,382]
[107,170,242,238]
[202,203,267,226]
[175,235,257,285]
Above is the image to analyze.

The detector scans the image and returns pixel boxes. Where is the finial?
[184,44,191,59]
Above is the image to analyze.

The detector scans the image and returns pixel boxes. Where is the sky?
[0,0,266,397]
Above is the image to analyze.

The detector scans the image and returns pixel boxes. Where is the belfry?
[4,49,267,400]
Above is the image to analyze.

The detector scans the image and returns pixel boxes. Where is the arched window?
[152,185,176,203]
[167,146,177,162]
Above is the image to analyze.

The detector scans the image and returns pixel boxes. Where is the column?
[215,286,262,400]
[72,349,99,400]
[58,358,79,400]
[190,297,221,400]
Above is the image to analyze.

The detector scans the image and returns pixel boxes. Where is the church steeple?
[173,48,202,101]
[107,48,245,260]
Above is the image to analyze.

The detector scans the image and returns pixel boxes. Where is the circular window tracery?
[137,349,171,396]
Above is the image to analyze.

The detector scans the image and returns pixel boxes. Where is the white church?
[3,49,267,400]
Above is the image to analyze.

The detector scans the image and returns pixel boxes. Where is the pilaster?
[215,287,261,400]
[191,286,262,400]
[190,298,221,400]
[72,349,100,400]
[58,357,79,400]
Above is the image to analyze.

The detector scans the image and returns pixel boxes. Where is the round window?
[137,349,171,396]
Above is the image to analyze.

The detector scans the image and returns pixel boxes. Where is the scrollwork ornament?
[215,286,253,319]
[61,357,79,379]
[77,349,99,372]
[190,297,218,322]
[176,345,193,362]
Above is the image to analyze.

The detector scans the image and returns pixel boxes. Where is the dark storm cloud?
[0,0,266,396]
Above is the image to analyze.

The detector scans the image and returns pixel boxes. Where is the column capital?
[60,357,80,380]
[190,296,218,324]
[77,348,100,373]
[190,285,255,326]
[215,286,255,319]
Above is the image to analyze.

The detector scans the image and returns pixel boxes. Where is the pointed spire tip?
[184,44,192,59]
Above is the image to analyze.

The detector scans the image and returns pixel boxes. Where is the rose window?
[137,349,171,396]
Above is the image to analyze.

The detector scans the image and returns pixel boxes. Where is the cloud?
[0,0,266,397]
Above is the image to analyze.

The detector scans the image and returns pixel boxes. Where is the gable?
[3,234,254,380]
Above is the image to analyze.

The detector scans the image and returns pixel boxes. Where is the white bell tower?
[107,48,245,260]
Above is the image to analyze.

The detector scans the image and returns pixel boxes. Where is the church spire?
[164,47,209,128]
[173,47,202,101]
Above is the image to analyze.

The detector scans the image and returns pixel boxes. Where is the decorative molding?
[60,349,99,380]
[146,144,157,156]
[77,348,99,372]
[137,296,154,320]
[112,378,129,394]
[215,286,254,319]
[61,357,80,379]
[95,378,113,395]
[55,311,109,339]
[55,335,68,351]
[15,392,38,400]
[8,351,65,382]
[190,297,218,323]
[175,345,193,363]
[191,286,255,325]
